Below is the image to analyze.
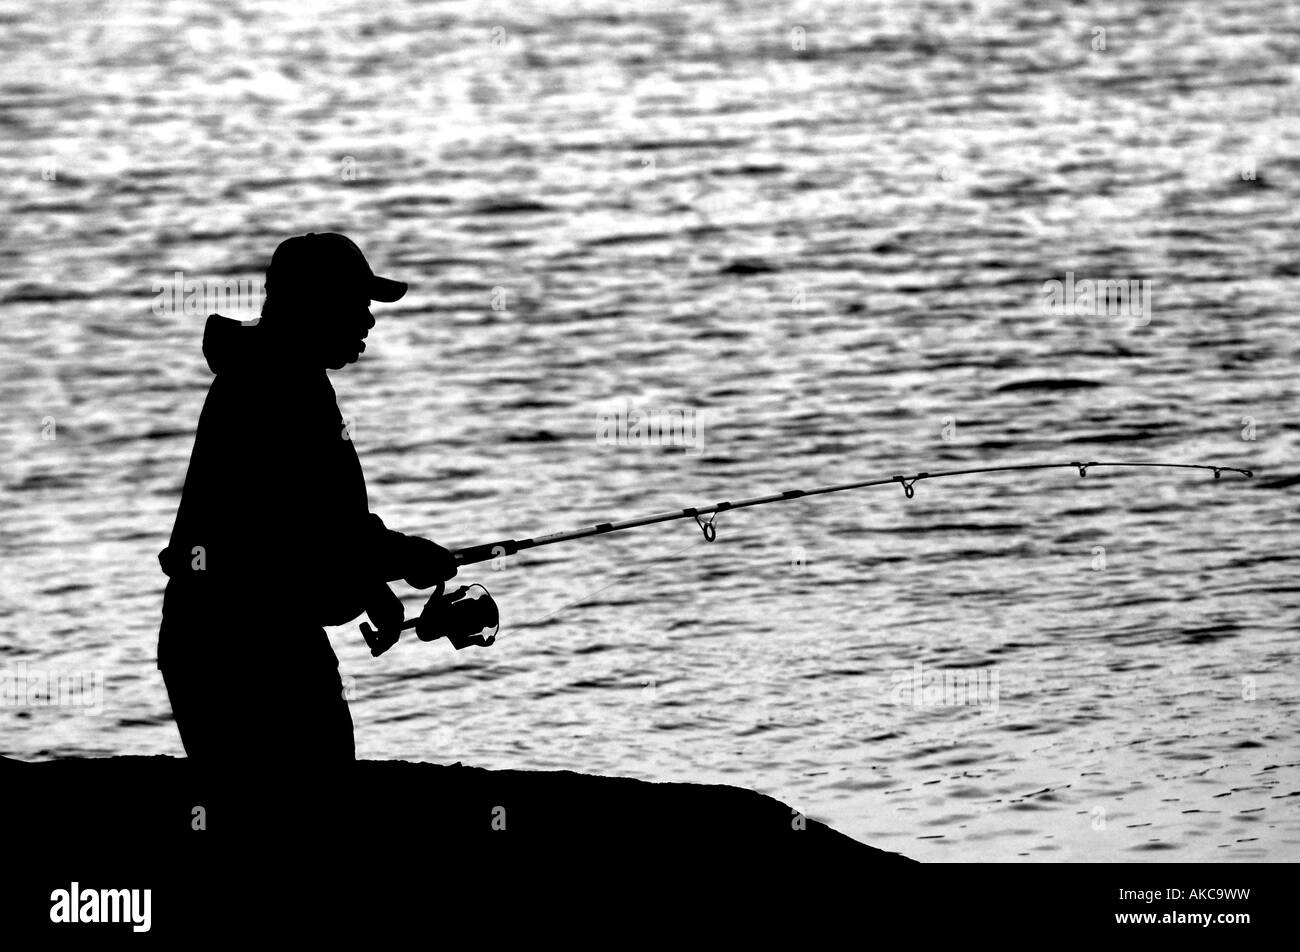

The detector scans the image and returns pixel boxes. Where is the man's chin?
[325,347,363,369]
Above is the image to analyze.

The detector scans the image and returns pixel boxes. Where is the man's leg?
[162,628,355,768]
[272,657,356,765]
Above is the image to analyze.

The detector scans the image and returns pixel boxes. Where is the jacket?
[158,314,413,662]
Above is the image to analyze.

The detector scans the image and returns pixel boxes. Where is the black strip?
[595,523,613,532]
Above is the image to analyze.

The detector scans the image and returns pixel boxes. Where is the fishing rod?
[360,459,1252,656]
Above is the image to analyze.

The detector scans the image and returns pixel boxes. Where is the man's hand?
[403,537,458,590]
[364,582,404,632]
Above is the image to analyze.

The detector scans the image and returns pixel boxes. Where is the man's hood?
[201,313,332,383]
[201,314,262,375]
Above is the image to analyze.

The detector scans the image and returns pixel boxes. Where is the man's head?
[261,234,406,369]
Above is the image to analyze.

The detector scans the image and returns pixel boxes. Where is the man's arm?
[362,514,458,589]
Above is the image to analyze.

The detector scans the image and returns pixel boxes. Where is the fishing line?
[509,536,707,633]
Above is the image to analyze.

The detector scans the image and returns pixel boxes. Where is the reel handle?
[361,581,442,657]
[361,619,413,658]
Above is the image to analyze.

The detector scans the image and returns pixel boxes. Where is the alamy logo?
[49,882,151,933]
[595,400,706,456]
[1040,272,1152,325]
[152,271,264,320]
[889,661,1000,713]
[0,664,103,715]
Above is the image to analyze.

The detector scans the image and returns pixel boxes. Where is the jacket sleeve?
[363,512,420,584]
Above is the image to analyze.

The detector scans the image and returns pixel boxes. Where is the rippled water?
[2,0,1299,861]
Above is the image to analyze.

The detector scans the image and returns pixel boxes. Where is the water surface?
[1,0,1298,860]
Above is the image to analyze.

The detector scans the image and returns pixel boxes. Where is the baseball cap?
[266,233,407,302]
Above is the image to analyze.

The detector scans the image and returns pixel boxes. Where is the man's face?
[316,293,375,369]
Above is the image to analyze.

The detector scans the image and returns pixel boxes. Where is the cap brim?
[369,275,407,302]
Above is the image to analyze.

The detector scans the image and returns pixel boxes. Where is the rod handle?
[453,539,520,566]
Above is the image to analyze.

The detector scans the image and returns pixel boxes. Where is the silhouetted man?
[157,233,457,769]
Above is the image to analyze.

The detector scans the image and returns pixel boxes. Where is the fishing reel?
[417,582,499,648]
[361,582,499,657]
